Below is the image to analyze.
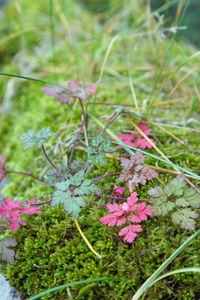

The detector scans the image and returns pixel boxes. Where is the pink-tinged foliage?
[0,155,7,183]
[41,80,96,104]
[118,225,142,243]
[112,186,125,198]
[99,192,152,243]
[0,198,43,232]
[118,152,158,192]
[112,123,156,150]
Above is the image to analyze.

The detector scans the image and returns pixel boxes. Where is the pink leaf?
[3,199,21,209]
[0,197,43,232]
[42,81,96,104]
[106,203,124,214]
[8,222,19,232]
[113,123,156,150]
[22,207,42,215]
[99,213,119,226]
[131,204,152,223]
[112,186,125,197]
[118,225,142,243]
[127,192,138,209]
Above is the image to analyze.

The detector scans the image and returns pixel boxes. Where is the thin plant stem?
[31,200,52,206]
[79,99,88,146]
[6,171,44,183]
[69,119,85,168]
[99,111,122,136]
[92,172,121,183]
[95,193,126,201]
[42,145,57,169]
[73,218,102,259]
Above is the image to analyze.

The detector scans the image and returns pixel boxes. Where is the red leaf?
[118,224,142,243]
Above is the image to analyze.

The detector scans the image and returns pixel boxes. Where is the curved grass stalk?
[73,218,103,259]
[28,277,117,300]
[131,229,200,300]
[141,267,200,300]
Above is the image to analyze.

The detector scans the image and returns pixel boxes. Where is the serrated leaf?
[175,198,189,207]
[91,135,103,147]
[164,183,173,196]
[150,199,175,216]
[169,174,186,196]
[171,211,183,225]
[35,127,56,147]
[55,181,70,191]
[184,189,200,208]
[74,180,97,195]
[69,170,85,186]
[182,208,198,219]
[44,164,70,187]
[52,171,95,218]
[86,136,115,165]
[20,127,55,150]
[147,186,165,198]
[52,190,71,205]
[63,196,86,218]
[0,237,17,264]
[171,209,198,231]
[102,140,115,152]
[0,216,9,234]
[119,152,158,192]
[19,129,36,150]
[183,188,196,197]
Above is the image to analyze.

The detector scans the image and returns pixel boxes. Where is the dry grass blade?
[151,122,186,146]
[128,119,200,193]
[168,65,200,97]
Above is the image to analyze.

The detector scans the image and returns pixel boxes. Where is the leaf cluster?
[44,164,70,187]
[118,152,158,192]
[52,170,97,218]
[86,135,115,165]
[20,127,55,150]
[148,174,200,230]
[0,216,17,264]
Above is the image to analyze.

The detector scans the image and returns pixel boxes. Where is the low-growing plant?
[0,80,200,273]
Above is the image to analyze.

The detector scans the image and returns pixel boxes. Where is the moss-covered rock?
[1,0,200,299]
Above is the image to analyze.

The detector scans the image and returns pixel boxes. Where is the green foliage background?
[0,0,200,299]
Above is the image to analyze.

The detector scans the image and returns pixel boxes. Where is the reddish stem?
[92,172,121,183]
[31,200,52,206]
[69,119,85,168]
[6,171,44,183]
[95,193,126,201]
[42,145,57,169]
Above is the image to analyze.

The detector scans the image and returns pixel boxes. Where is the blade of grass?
[73,218,102,259]
[28,277,118,300]
[88,113,200,180]
[49,0,55,60]
[141,267,200,300]
[0,71,57,86]
[132,229,200,300]
[150,267,200,287]
[129,119,200,193]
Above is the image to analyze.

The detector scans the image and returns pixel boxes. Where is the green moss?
[1,0,200,299]
[5,203,200,299]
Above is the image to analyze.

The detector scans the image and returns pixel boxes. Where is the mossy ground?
[0,0,200,299]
